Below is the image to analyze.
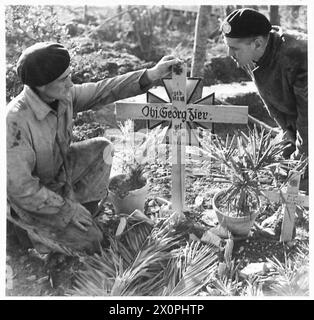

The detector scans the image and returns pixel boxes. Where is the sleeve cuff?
[139,69,153,90]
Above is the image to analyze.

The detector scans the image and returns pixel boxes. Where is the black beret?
[221,8,272,38]
[17,42,70,87]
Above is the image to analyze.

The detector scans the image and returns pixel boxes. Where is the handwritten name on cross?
[115,63,248,220]
[262,171,309,242]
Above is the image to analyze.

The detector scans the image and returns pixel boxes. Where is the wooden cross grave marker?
[115,63,248,221]
[262,171,309,242]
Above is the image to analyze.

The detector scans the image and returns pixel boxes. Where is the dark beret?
[17,42,70,87]
[221,8,272,38]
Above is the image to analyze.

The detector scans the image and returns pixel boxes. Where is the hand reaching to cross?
[146,55,182,82]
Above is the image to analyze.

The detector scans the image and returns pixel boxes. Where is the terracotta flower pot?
[108,177,149,214]
[212,189,260,237]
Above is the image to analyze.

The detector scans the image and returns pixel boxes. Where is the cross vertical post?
[280,171,301,242]
[115,63,248,221]
[262,170,309,242]
[171,64,187,220]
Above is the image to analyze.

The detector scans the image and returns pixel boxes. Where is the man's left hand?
[146,55,182,82]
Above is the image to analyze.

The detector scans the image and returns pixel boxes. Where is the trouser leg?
[7,137,114,254]
[69,137,114,204]
[54,137,114,252]
[51,137,114,252]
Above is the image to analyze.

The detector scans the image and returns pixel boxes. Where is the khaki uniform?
[7,70,151,253]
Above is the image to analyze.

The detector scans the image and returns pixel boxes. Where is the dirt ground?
[6,161,309,296]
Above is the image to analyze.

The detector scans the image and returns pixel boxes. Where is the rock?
[194,195,204,208]
[210,225,229,238]
[189,233,201,242]
[201,230,222,247]
[261,212,281,229]
[26,275,37,281]
[261,227,277,237]
[202,209,219,226]
[254,225,278,240]
[239,262,269,278]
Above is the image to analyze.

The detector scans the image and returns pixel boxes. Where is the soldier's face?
[224,36,256,68]
[36,67,73,101]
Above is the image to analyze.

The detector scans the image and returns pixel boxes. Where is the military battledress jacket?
[252,27,308,157]
[7,69,151,224]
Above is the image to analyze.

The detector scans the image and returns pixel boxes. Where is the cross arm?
[115,102,248,124]
[185,104,248,124]
[262,189,309,207]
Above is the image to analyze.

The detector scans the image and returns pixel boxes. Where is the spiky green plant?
[243,277,265,296]
[208,274,242,296]
[198,125,307,217]
[115,120,168,171]
[264,242,309,296]
[109,120,169,197]
[68,212,219,296]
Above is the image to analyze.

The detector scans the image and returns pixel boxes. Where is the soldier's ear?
[254,36,266,50]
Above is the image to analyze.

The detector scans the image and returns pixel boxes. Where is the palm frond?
[69,208,221,297]
[116,120,169,169]
[163,241,218,296]
[265,242,309,296]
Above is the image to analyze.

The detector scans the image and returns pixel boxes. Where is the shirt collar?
[256,27,283,68]
[23,86,67,120]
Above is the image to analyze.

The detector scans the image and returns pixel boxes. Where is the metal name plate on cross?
[116,63,248,220]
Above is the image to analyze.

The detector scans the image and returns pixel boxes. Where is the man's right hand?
[71,203,93,232]
[146,55,182,82]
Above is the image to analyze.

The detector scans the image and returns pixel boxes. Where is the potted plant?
[108,120,168,214]
[108,163,149,214]
[199,126,300,237]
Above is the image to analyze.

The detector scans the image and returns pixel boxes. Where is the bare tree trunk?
[84,5,88,24]
[269,5,280,25]
[117,5,122,32]
[191,5,213,101]
[160,6,167,34]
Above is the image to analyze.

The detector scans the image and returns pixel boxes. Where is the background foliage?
[5,5,307,102]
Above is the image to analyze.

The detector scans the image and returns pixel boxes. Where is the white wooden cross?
[115,63,248,221]
[262,171,309,242]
